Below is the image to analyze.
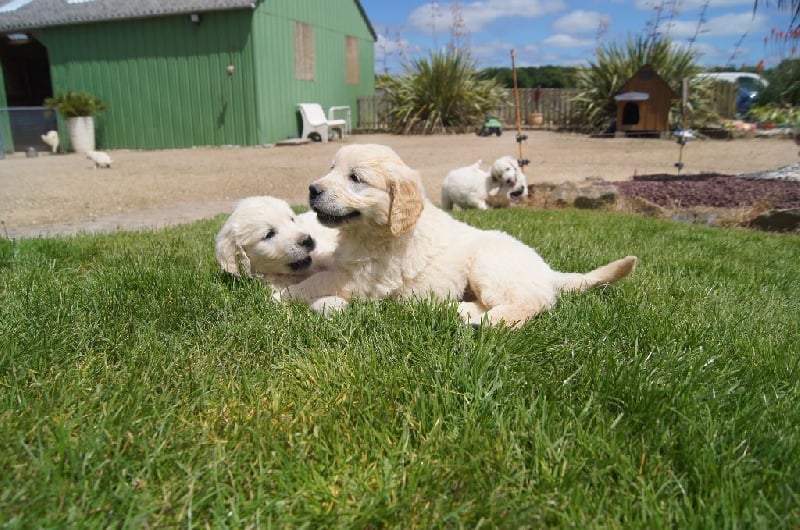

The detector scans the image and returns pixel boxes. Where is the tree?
[477,66,578,88]
[755,58,800,105]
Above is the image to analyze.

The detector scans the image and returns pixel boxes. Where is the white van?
[694,72,768,90]
[695,72,768,115]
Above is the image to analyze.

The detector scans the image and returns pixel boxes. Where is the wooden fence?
[497,88,582,129]
[708,81,738,120]
[356,86,739,132]
[356,89,581,131]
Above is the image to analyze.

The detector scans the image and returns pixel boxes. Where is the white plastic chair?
[297,103,346,142]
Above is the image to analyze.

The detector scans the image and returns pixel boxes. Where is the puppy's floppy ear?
[215,222,249,276]
[389,176,424,236]
[490,161,502,181]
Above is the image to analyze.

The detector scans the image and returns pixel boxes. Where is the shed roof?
[0,0,377,39]
[0,0,254,31]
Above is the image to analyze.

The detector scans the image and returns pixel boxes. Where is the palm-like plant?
[379,50,505,134]
[573,35,714,133]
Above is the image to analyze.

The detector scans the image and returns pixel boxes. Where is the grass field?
[1,208,798,528]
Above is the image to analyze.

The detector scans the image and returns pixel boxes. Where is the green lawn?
[1,209,798,528]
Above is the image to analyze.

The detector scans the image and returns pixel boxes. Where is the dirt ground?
[1,131,798,238]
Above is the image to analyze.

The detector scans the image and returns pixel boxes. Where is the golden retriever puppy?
[87,150,113,168]
[278,144,637,328]
[215,196,338,290]
[41,130,59,153]
[441,156,528,210]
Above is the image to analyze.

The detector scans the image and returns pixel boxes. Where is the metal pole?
[675,77,689,173]
[510,50,529,173]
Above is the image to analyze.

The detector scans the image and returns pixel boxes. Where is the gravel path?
[2,132,798,238]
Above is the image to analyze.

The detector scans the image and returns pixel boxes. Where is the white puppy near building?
[440,155,528,210]
[87,150,113,168]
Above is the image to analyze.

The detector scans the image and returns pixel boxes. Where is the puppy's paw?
[457,301,486,327]
[310,296,349,316]
[271,289,285,303]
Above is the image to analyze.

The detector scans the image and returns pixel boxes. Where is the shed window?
[294,21,315,81]
[345,35,359,85]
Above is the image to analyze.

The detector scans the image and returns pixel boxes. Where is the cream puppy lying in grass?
[278,144,637,328]
[215,196,338,290]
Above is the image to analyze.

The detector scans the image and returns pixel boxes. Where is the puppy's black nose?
[300,235,316,250]
[309,184,322,201]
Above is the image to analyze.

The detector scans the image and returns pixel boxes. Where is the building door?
[0,33,55,151]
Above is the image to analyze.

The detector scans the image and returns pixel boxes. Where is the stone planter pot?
[67,116,95,153]
[528,112,543,126]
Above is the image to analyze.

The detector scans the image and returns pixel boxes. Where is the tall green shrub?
[758,58,800,105]
[379,51,505,134]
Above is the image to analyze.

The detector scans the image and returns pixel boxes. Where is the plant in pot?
[527,86,543,126]
[746,103,798,130]
[44,91,108,153]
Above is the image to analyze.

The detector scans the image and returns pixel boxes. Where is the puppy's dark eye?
[349,171,361,183]
[264,229,276,240]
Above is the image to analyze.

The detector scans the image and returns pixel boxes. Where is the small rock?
[671,208,718,227]
[549,181,580,206]
[549,180,620,209]
[748,208,800,232]
[627,196,668,218]
[574,183,619,209]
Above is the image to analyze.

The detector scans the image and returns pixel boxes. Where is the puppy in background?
[41,130,59,153]
[87,150,113,168]
[215,196,338,290]
[441,155,528,210]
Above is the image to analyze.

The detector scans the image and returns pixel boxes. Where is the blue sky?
[359,0,799,73]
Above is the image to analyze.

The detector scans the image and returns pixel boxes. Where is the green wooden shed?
[0,0,376,151]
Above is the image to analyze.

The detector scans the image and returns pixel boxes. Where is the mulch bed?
[615,173,800,210]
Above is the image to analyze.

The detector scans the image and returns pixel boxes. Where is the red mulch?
[615,173,800,209]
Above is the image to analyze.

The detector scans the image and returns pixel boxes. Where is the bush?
[379,50,505,134]
[758,58,800,106]
[44,91,108,118]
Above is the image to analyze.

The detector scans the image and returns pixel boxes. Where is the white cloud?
[688,41,724,60]
[697,12,767,37]
[408,0,567,34]
[469,39,516,61]
[633,0,753,10]
[665,12,767,39]
[470,41,544,67]
[552,10,610,35]
[374,32,419,72]
[541,33,596,48]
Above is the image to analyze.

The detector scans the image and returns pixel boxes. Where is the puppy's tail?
[556,256,637,293]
